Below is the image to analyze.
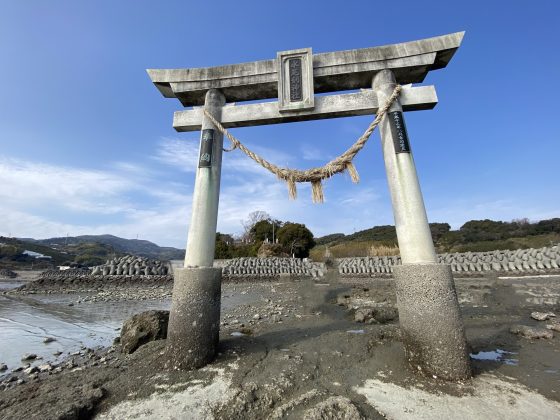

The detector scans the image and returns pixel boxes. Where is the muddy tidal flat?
[1,272,559,419]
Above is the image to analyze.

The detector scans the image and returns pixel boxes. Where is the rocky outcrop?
[0,268,17,278]
[13,274,172,292]
[91,255,170,276]
[338,246,560,276]
[120,310,170,354]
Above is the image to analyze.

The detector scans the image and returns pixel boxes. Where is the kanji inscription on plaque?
[388,111,411,153]
[288,58,303,102]
[277,48,314,112]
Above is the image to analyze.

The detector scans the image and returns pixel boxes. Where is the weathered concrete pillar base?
[165,267,221,371]
[393,264,471,380]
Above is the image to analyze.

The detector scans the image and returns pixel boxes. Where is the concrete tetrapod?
[165,267,221,370]
[393,264,471,380]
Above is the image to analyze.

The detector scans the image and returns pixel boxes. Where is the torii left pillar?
[166,89,225,370]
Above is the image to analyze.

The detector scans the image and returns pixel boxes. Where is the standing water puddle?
[470,349,518,365]
[0,289,260,371]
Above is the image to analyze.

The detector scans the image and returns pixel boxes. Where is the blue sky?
[0,0,558,248]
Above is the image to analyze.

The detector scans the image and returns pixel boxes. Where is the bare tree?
[289,239,301,258]
[240,211,270,242]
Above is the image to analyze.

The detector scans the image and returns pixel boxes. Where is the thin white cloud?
[300,144,333,161]
[0,157,135,214]
[153,137,200,172]
[1,206,193,249]
[338,186,381,207]
[0,153,303,246]
[154,136,296,177]
[2,151,557,249]
[110,161,159,177]
[0,155,194,246]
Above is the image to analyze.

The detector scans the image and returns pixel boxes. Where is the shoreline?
[1,275,559,419]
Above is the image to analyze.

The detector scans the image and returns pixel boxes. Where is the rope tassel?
[345,162,360,184]
[286,178,297,200]
[311,180,324,204]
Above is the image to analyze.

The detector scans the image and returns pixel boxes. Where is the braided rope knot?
[203,85,401,203]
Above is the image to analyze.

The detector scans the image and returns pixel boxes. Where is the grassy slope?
[310,233,560,261]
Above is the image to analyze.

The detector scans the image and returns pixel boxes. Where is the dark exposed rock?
[12,274,173,293]
[120,310,170,354]
[21,353,37,361]
[354,307,398,324]
[0,268,17,278]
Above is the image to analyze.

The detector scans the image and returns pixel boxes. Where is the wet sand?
[1,272,559,419]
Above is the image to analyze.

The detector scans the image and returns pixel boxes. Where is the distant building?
[22,250,52,260]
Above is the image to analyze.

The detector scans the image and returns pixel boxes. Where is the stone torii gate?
[147,32,471,380]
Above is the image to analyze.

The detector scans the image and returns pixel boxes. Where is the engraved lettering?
[388,111,410,153]
[288,58,303,102]
[198,129,214,167]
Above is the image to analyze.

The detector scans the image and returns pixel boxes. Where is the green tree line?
[313,218,560,253]
[215,214,315,259]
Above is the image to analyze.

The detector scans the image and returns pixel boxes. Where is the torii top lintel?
[147,32,464,108]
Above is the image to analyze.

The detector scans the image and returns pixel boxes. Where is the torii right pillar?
[373,69,471,380]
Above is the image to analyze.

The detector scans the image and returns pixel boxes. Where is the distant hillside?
[312,218,560,259]
[33,235,185,261]
[0,237,70,268]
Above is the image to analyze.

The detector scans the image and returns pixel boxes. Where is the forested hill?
[315,218,560,253]
[32,235,184,260]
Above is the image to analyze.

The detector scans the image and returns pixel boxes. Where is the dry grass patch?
[310,242,399,261]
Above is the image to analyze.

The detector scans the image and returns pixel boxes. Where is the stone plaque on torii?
[147,32,471,380]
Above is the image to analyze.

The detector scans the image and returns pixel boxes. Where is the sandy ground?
[1,271,560,419]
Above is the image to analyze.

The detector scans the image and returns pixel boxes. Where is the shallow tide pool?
[470,349,518,365]
[0,288,259,372]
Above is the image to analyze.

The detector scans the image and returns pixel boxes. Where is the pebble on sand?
[23,366,39,375]
[546,322,560,332]
[510,325,554,339]
[531,312,556,321]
